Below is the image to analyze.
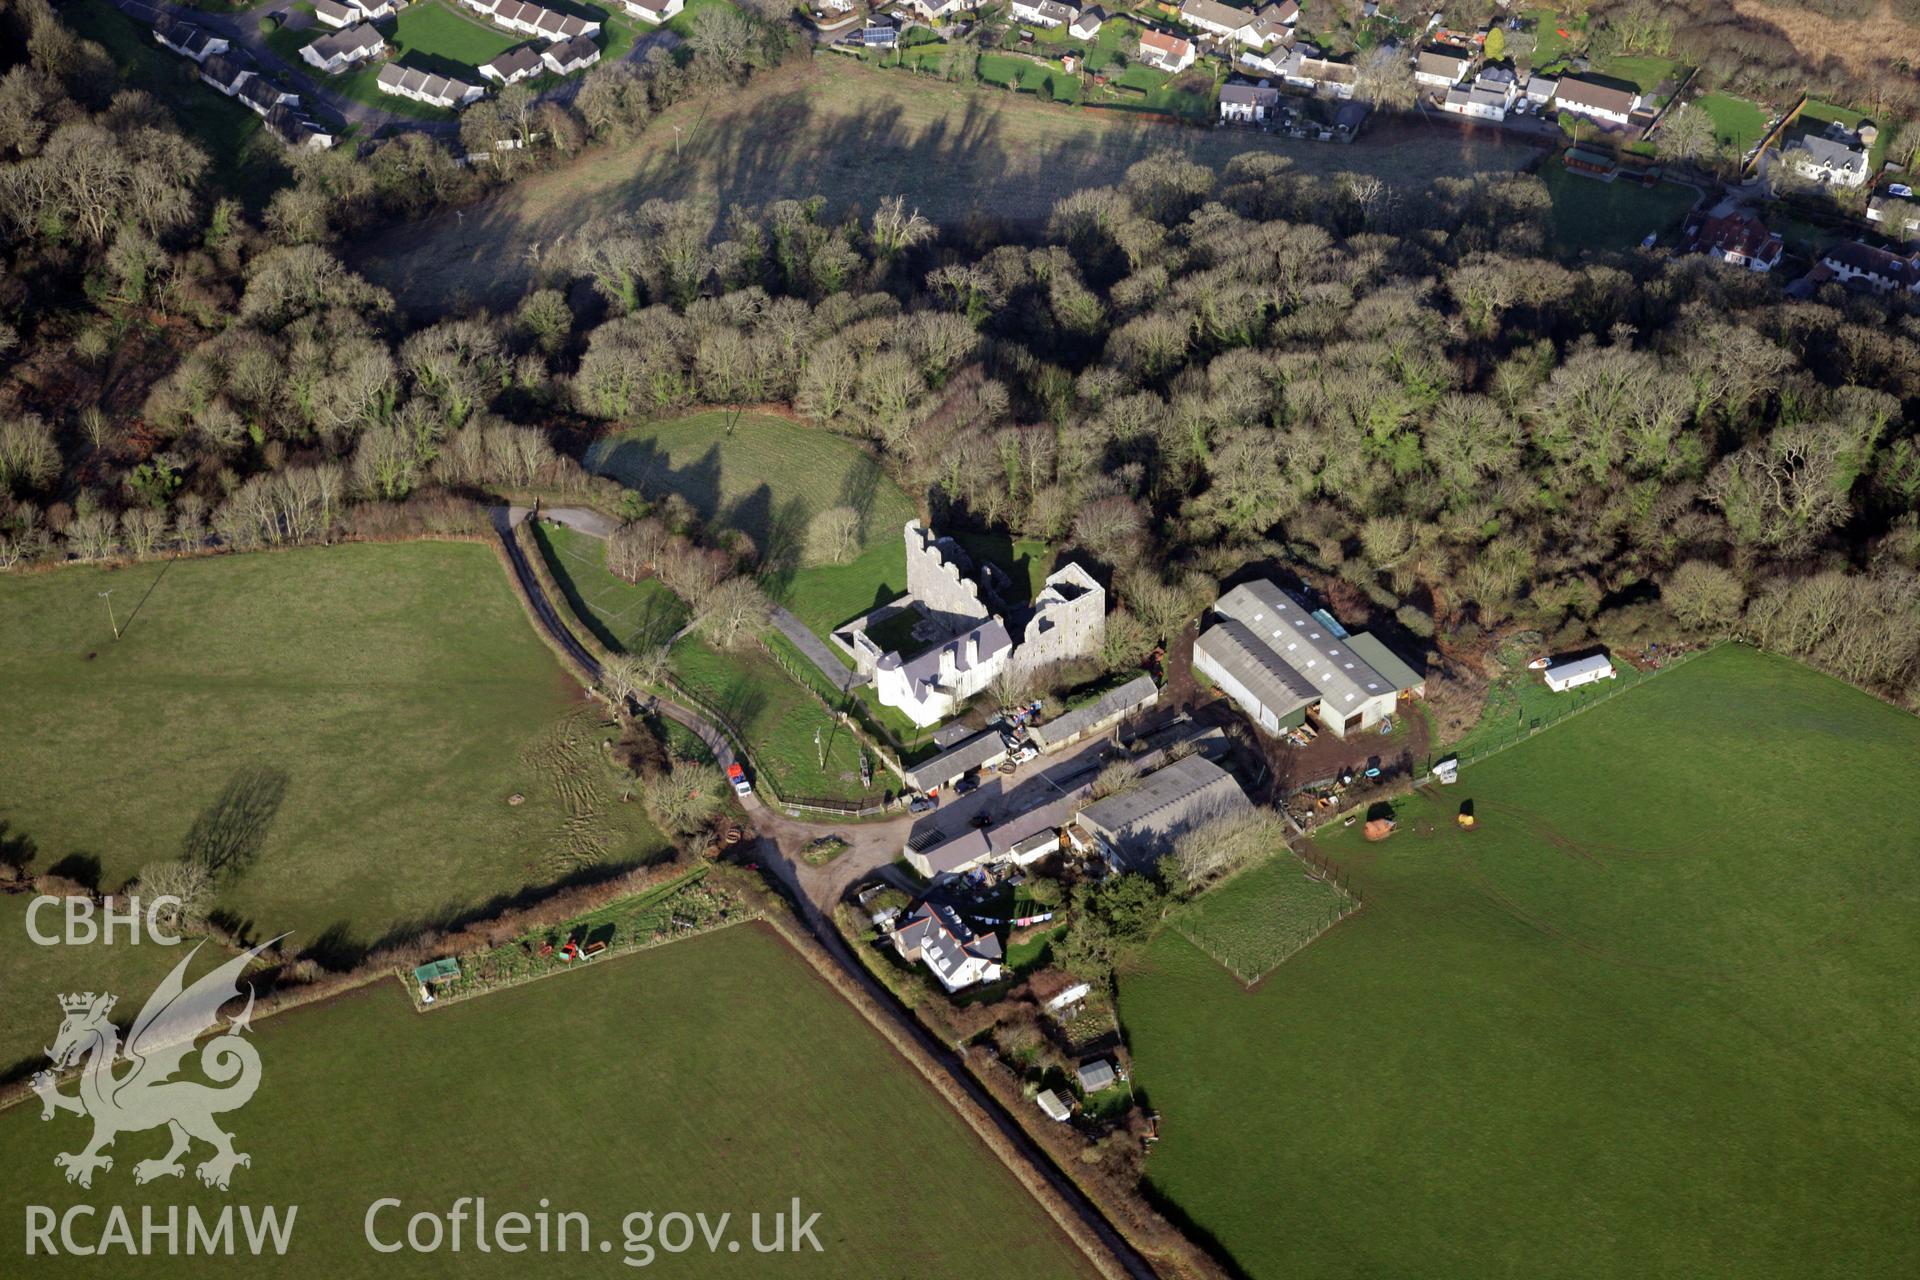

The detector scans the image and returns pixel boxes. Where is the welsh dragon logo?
[31,938,282,1191]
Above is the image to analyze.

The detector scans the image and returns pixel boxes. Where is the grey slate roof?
[1213,580,1395,715]
[483,45,546,79]
[902,730,1009,791]
[1030,674,1159,750]
[895,897,1002,986]
[879,617,1013,701]
[1798,134,1867,177]
[1075,755,1249,868]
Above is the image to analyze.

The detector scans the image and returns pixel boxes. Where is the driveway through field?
[492,503,1155,1280]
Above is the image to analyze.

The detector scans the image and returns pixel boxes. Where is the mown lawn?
[1593,53,1681,101]
[1523,7,1583,66]
[263,9,455,121]
[0,924,1101,1278]
[583,412,918,635]
[1120,645,1920,1279]
[531,519,689,653]
[669,638,878,804]
[1695,92,1769,154]
[1540,161,1698,252]
[386,0,521,71]
[0,544,668,963]
[1444,653,1633,760]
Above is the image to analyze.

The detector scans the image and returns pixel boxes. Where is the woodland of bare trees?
[3,5,1919,715]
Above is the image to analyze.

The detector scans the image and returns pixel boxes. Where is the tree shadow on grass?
[182,766,291,885]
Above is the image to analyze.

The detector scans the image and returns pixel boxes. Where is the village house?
[464,0,601,41]
[265,103,336,150]
[1413,45,1474,89]
[1180,0,1294,48]
[196,53,253,96]
[376,63,486,108]
[1011,0,1077,29]
[908,0,981,18]
[152,15,228,63]
[891,896,1003,991]
[1193,579,1425,738]
[1553,75,1640,127]
[480,45,546,85]
[1789,133,1870,188]
[1069,7,1105,38]
[1523,73,1557,106]
[617,0,685,22]
[542,33,601,74]
[1442,67,1517,121]
[1819,241,1920,292]
[1219,80,1281,124]
[313,0,360,30]
[1071,755,1250,873]
[300,24,386,73]
[875,619,1013,728]
[237,76,300,117]
[1686,207,1784,272]
[1277,45,1355,98]
[1139,29,1197,73]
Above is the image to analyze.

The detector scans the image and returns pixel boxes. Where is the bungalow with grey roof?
[197,53,253,96]
[300,24,386,73]
[237,76,299,117]
[1553,75,1640,126]
[313,0,359,28]
[1220,80,1281,123]
[376,63,485,108]
[266,103,336,150]
[152,15,228,63]
[1414,45,1473,88]
[481,45,546,84]
[541,32,601,74]
[619,0,683,19]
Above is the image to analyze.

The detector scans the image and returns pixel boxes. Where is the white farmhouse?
[891,898,1002,991]
[1011,0,1077,28]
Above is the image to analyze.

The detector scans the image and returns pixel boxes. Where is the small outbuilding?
[1036,1089,1073,1122]
[1076,1059,1118,1093]
[1543,653,1616,693]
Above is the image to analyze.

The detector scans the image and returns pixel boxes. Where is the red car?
[726,762,752,796]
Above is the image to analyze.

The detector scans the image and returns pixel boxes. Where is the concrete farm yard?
[0,923,1100,1278]
[1117,646,1920,1279]
[0,541,669,963]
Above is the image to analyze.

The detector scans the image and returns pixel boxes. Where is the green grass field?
[0,544,668,963]
[1593,53,1681,101]
[531,520,689,653]
[1445,654,1633,759]
[0,899,231,1081]
[262,8,458,122]
[1523,7,1583,67]
[348,56,1537,312]
[1540,162,1699,252]
[386,0,522,69]
[1168,853,1354,984]
[583,412,919,635]
[0,924,1099,1278]
[1697,92,1769,154]
[669,639,876,804]
[1119,645,1920,1278]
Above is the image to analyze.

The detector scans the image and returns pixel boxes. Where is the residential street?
[116,0,678,138]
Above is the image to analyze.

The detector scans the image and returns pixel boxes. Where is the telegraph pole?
[99,589,119,640]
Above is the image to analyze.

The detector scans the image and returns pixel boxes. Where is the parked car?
[955,772,981,795]
[1008,744,1038,766]
[909,793,937,814]
[726,762,752,796]
[970,812,994,829]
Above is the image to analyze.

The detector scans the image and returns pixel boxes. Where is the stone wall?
[1011,562,1106,677]
[904,519,992,636]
